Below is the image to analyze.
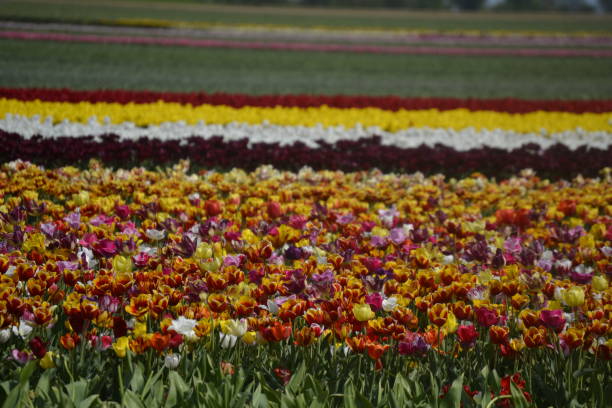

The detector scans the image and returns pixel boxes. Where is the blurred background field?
[1,0,612,98]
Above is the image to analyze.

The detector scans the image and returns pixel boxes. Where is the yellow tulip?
[112,255,133,274]
[353,303,375,322]
[39,352,55,369]
[443,311,458,334]
[242,331,257,345]
[134,321,147,338]
[563,286,585,307]
[73,191,90,206]
[592,275,608,292]
[22,233,45,252]
[113,337,130,358]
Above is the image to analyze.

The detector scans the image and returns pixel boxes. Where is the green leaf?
[123,390,147,408]
[129,364,145,393]
[1,385,25,408]
[76,394,100,408]
[305,375,328,402]
[252,384,269,408]
[19,361,37,385]
[65,379,89,403]
[141,368,164,400]
[440,375,463,408]
[33,369,53,403]
[0,381,12,397]
[590,372,603,408]
[509,382,530,408]
[343,380,373,408]
[166,371,189,407]
[286,363,306,395]
[428,371,439,408]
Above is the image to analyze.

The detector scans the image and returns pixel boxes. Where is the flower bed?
[1,87,611,406]
[1,88,611,178]
[0,161,610,407]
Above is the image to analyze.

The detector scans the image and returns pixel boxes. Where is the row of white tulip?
[2,114,610,151]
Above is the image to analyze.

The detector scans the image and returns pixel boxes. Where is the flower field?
[1,2,612,407]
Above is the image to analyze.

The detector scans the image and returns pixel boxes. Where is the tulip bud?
[0,329,10,343]
[39,352,55,369]
[164,353,180,369]
[112,337,130,358]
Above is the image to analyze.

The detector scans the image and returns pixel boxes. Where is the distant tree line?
[207,0,611,11]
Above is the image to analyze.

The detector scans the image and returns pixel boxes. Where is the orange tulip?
[489,326,510,345]
[523,327,546,348]
[428,303,448,327]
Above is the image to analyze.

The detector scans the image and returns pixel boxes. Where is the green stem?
[118,363,125,401]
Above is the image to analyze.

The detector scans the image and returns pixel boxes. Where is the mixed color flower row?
[106,17,612,41]
[4,20,612,49]
[4,30,612,58]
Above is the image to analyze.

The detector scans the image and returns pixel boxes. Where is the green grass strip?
[2,0,612,33]
[1,39,612,99]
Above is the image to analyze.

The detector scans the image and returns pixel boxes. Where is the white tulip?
[219,333,237,349]
[0,329,11,343]
[145,229,165,241]
[12,321,33,339]
[2,115,609,152]
[164,353,181,369]
[382,297,398,312]
[168,316,197,339]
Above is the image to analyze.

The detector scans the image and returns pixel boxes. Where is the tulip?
[443,311,458,334]
[489,326,509,345]
[220,361,235,375]
[145,229,165,241]
[29,336,47,359]
[266,201,283,218]
[382,296,398,312]
[561,327,585,349]
[592,275,608,291]
[205,200,222,217]
[242,331,258,345]
[164,353,180,369]
[428,303,448,327]
[365,293,383,312]
[457,325,478,348]
[563,286,585,307]
[112,255,133,274]
[134,321,148,338]
[168,317,196,342]
[475,307,499,328]
[353,303,375,322]
[0,329,10,343]
[220,319,248,337]
[39,352,55,369]
[219,333,237,349]
[523,327,546,348]
[113,337,130,358]
[540,309,565,332]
